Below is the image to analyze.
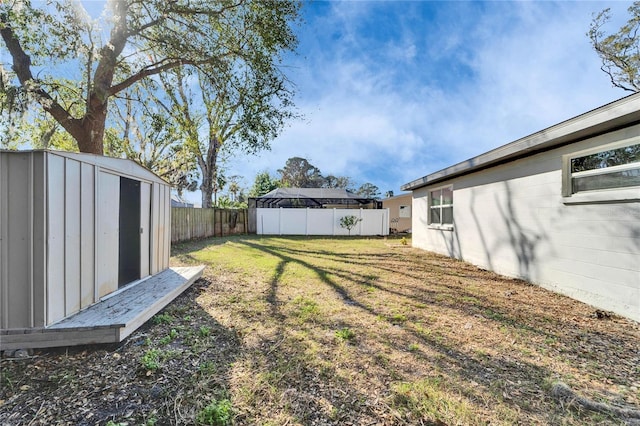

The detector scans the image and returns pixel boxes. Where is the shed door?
[118,177,141,287]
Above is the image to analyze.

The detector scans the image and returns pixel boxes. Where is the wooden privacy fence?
[171,207,248,243]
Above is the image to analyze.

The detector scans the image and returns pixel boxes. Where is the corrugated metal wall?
[0,151,171,330]
[0,152,47,329]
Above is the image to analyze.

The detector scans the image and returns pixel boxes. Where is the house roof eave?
[402,92,640,191]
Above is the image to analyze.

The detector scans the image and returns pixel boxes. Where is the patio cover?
[252,188,377,208]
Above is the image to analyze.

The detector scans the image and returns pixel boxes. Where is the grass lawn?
[1,235,639,425]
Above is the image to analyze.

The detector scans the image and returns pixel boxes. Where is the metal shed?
[0,150,202,349]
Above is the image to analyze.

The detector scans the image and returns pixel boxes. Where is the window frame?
[562,136,640,204]
[427,185,453,230]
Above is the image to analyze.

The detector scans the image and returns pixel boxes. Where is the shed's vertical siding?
[150,182,161,275]
[80,162,95,309]
[96,171,120,299]
[1,150,171,330]
[162,184,170,269]
[0,152,47,329]
[46,155,102,325]
[64,158,82,317]
[412,125,640,322]
[32,153,47,327]
[47,154,66,324]
[140,182,151,279]
[1,152,32,328]
[150,182,171,274]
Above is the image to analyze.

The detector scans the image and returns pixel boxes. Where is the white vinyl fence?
[257,208,389,236]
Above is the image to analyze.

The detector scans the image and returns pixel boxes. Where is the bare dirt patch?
[1,236,639,425]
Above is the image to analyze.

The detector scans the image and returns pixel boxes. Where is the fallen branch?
[552,382,640,424]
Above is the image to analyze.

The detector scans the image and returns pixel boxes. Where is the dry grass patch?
[1,235,638,425]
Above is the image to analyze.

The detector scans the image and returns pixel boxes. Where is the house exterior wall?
[411,125,640,322]
[0,151,171,330]
[382,193,412,233]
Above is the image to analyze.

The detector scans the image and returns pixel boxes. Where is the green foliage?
[391,378,477,424]
[140,349,161,371]
[159,329,179,345]
[588,2,640,92]
[197,399,233,426]
[249,171,281,197]
[278,157,324,188]
[390,313,407,324]
[323,174,353,190]
[339,215,363,235]
[335,327,356,341]
[356,182,381,199]
[199,361,217,375]
[217,195,248,209]
[199,325,212,338]
[109,89,200,194]
[153,313,175,325]
[292,296,320,322]
[1,0,302,156]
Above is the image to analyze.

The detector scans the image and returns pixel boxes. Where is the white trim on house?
[561,135,640,203]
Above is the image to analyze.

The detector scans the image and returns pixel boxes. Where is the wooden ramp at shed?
[0,266,204,351]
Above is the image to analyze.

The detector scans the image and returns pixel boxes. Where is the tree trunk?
[198,134,221,209]
[201,183,214,209]
[76,98,108,154]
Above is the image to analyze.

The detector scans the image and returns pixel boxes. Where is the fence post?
[332,208,336,236]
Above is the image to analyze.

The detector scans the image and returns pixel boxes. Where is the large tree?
[357,182,381,199]
[109,85,199,194]
[0,0,301,154]
[588,2,640,92]
[323,174,353,190]
[278,156,324,188]
[157,50,298,208]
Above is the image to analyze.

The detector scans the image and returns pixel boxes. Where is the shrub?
[339,215,362,236]
[197,399,233,425]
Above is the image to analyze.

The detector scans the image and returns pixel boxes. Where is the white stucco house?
[402,93,640,323]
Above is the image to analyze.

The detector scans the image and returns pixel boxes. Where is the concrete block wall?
[412,125,640,322]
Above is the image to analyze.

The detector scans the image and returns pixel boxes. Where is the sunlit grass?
[165,235,639,425]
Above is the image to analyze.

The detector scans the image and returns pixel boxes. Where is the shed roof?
[0,149,168,185]
[401,92,640,191]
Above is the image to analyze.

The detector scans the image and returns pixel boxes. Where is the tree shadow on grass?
[234,240,557,421]
[233,237,639,424]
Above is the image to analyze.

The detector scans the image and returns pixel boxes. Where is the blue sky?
[9,1,635,204]
[211,0,634,203]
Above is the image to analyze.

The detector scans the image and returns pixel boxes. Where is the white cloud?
[220,1,633,200]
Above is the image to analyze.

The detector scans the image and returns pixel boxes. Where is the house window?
[563,138,640,202]
[429,186,453,226]
[399,205,411,218]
